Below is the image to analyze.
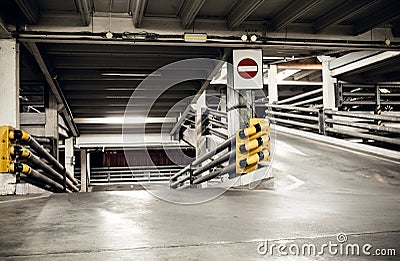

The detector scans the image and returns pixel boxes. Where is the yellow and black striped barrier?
[376,104,382,126]
[236,118,270,173]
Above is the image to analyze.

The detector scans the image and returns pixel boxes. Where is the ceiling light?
[101,73,161,77]
[75,117,177,124]
[105,31,113,39]
[385,38,391,46]
[241,34,248,42]
[250,35,257,42]
[184,33,207,43]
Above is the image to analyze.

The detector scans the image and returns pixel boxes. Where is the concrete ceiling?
[2,0,400,136]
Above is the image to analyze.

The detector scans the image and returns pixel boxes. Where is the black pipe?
[171,150,234,188]
[176,163,236,189]
[193,151,233,176]
[194,163,236,185]
[30,135,52,144]
[27,152,79,192]
[13,146,79,192]
[170,135,234,182]
[13,163,71,192]
[20,174,56,192]
[15,131,79,185]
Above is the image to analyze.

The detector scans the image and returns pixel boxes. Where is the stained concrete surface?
[0,133,399,260]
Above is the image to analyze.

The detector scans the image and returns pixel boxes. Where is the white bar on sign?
[237,66,258,72]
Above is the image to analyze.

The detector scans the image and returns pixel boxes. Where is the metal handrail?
[325,110,400,122]
[267,104,400,147]
[9,128,79,192]
[170,135,235,188]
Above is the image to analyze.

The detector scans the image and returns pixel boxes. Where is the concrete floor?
[0,133,399,260]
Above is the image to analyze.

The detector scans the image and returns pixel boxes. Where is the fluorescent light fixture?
[184,33,207,43]
[101,73,161,77]
[75,117,177,124]
[263,56,285,60]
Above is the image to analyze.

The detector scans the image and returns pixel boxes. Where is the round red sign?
[237,58,258,79]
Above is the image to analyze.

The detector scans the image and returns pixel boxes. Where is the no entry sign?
[237,58,258,79]
[233,49,263,89]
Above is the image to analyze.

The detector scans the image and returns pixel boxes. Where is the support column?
[0,39,19,195]
[195,91,208,188]
[65,137,74,178]
[268,65,278,104]
[86,152,91,186]
[45,88,59,159]
[80,149,87,192]
[226,61,254,175]
[320,56,336,109]
[220,91,227,125]
[195,91,207,159]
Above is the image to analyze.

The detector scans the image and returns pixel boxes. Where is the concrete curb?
[274,125,400,161]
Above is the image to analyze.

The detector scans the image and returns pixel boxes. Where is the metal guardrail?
[266,104,324,134]
[1,126,79,193]
[170,136,235,189]
[266,105,400,147]
[324,110,400,146]
[74,166,182,184]
[75,166,183,184]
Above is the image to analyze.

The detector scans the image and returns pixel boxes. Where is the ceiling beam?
[179,0,206,29]
[293,70,317,81]
[314,0,382,33]
[74,0,91,26]
[277,64,322,70]
[24,42,79,136]
[393,21,400,37]
[131,0,148,28]
[353,1,400,35]
[14,0,40,24]
[0,16,11,38]
[227,0,264,29]
[329,51,380,70]
[330,51,400,77]
[307,71,322,81]
[273,0,323,31]
[170,50,229,136]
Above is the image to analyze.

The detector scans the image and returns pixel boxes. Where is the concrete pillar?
[226,61,254,172]
[86,152,91,186]
[227,63,253,135]
[227,86,240,137]
[80,149,87,192]
[220,92,227,124]
[65,137,74,177]
[320,56,336,109]
[195,91,207,159]
[45,88,59,159]
[268,65,278,104]
[195,92,208,187]
[227,62,240,137]
[0,39,19,195]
